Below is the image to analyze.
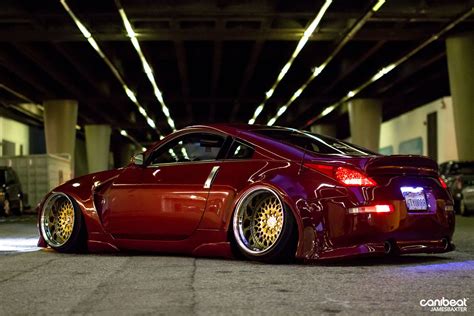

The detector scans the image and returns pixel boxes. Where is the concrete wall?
[0,116,30,156]
[379,97,458,163]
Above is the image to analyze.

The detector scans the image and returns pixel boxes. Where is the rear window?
[227,140,254,160]
[254,129,376,156]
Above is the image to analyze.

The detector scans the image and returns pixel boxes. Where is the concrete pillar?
[43,99,78,169]
[348,98,382,152]
[85,124,111,173]
[310,124,337,138]
[446,35,474,160]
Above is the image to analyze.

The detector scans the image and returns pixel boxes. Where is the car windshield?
[254,129,377,156]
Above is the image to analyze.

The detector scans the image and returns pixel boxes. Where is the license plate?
[400,187,428,211]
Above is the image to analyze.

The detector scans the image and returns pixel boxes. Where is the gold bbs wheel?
[41,193,76,248]
[234,187,285,255]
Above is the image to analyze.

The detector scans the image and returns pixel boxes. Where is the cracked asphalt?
[0,215,473,315]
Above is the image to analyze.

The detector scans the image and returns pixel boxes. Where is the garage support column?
[85,125,111,173]
[446,35,474,160]
[43,99,78,171]
[348,98,382,152]
[310,124,337,137]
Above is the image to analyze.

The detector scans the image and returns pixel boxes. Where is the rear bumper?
[296,197,455,261]
[312,238,454,261]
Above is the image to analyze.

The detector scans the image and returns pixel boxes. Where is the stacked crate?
[0,154,72,209]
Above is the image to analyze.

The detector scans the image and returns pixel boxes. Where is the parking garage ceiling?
[0,0,473,143]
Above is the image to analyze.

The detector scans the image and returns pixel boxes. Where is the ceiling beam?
[384,71,447,120]
[53,43,110,97]
[376,51,446,95]
[0,28,446,42]
[11,43,115,125]
[0,49,55,97]
[391,71,446,100]
[85,95,336,105]
[1,11,468,23]
[174,40,192,125]
[320,40,386,95]
[230,40,264,121]
[0,73,40,104]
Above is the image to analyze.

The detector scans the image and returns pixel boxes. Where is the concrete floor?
[0,215,473,315]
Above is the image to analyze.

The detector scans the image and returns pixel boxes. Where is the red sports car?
[37,124,455,263]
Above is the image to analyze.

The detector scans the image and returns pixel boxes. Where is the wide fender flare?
[225,181,306,257]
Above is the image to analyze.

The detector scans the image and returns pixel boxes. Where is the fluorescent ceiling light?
[248,0,333,124]
[302,7,473,128]
[60,0,160,136]
[372,0,386,12]
[115,1,176,132]
[266,0,388,126]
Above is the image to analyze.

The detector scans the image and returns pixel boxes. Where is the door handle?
[204,166,220,189]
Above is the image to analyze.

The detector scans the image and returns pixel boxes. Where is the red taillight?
[305,163,333,177]
[304,163,377,187]
[439,177,448,189]
[348,204,394,214]
[335,167,377,186]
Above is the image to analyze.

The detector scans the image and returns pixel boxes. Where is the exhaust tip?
[384,241,392,254]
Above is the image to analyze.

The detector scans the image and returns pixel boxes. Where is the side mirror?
[131,153,144,166]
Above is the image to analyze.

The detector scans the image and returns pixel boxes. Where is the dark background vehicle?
[460,180,474,216]
[439,161,474,213]
[0,166,26,216]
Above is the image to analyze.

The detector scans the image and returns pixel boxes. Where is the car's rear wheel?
[232,187,297,263]
[40,193,86,252]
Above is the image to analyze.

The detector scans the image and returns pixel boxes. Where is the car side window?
[227,140,254,160]
[148,133,226,166]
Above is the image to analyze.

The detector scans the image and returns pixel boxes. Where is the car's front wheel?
[40,193,86,252]
[232,187,297,263]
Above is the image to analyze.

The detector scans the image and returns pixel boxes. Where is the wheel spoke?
[236,191,284,254]
[41,194,75,247]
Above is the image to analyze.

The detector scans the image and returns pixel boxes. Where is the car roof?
[185,123,295,136]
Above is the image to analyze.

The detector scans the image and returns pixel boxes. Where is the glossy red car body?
[37,124,455,261]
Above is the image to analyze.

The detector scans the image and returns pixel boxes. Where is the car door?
[198,139,270,230]
[102,131,228,240]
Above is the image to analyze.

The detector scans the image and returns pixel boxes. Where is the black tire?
[40,193,87,253]
[232,187,298,263]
